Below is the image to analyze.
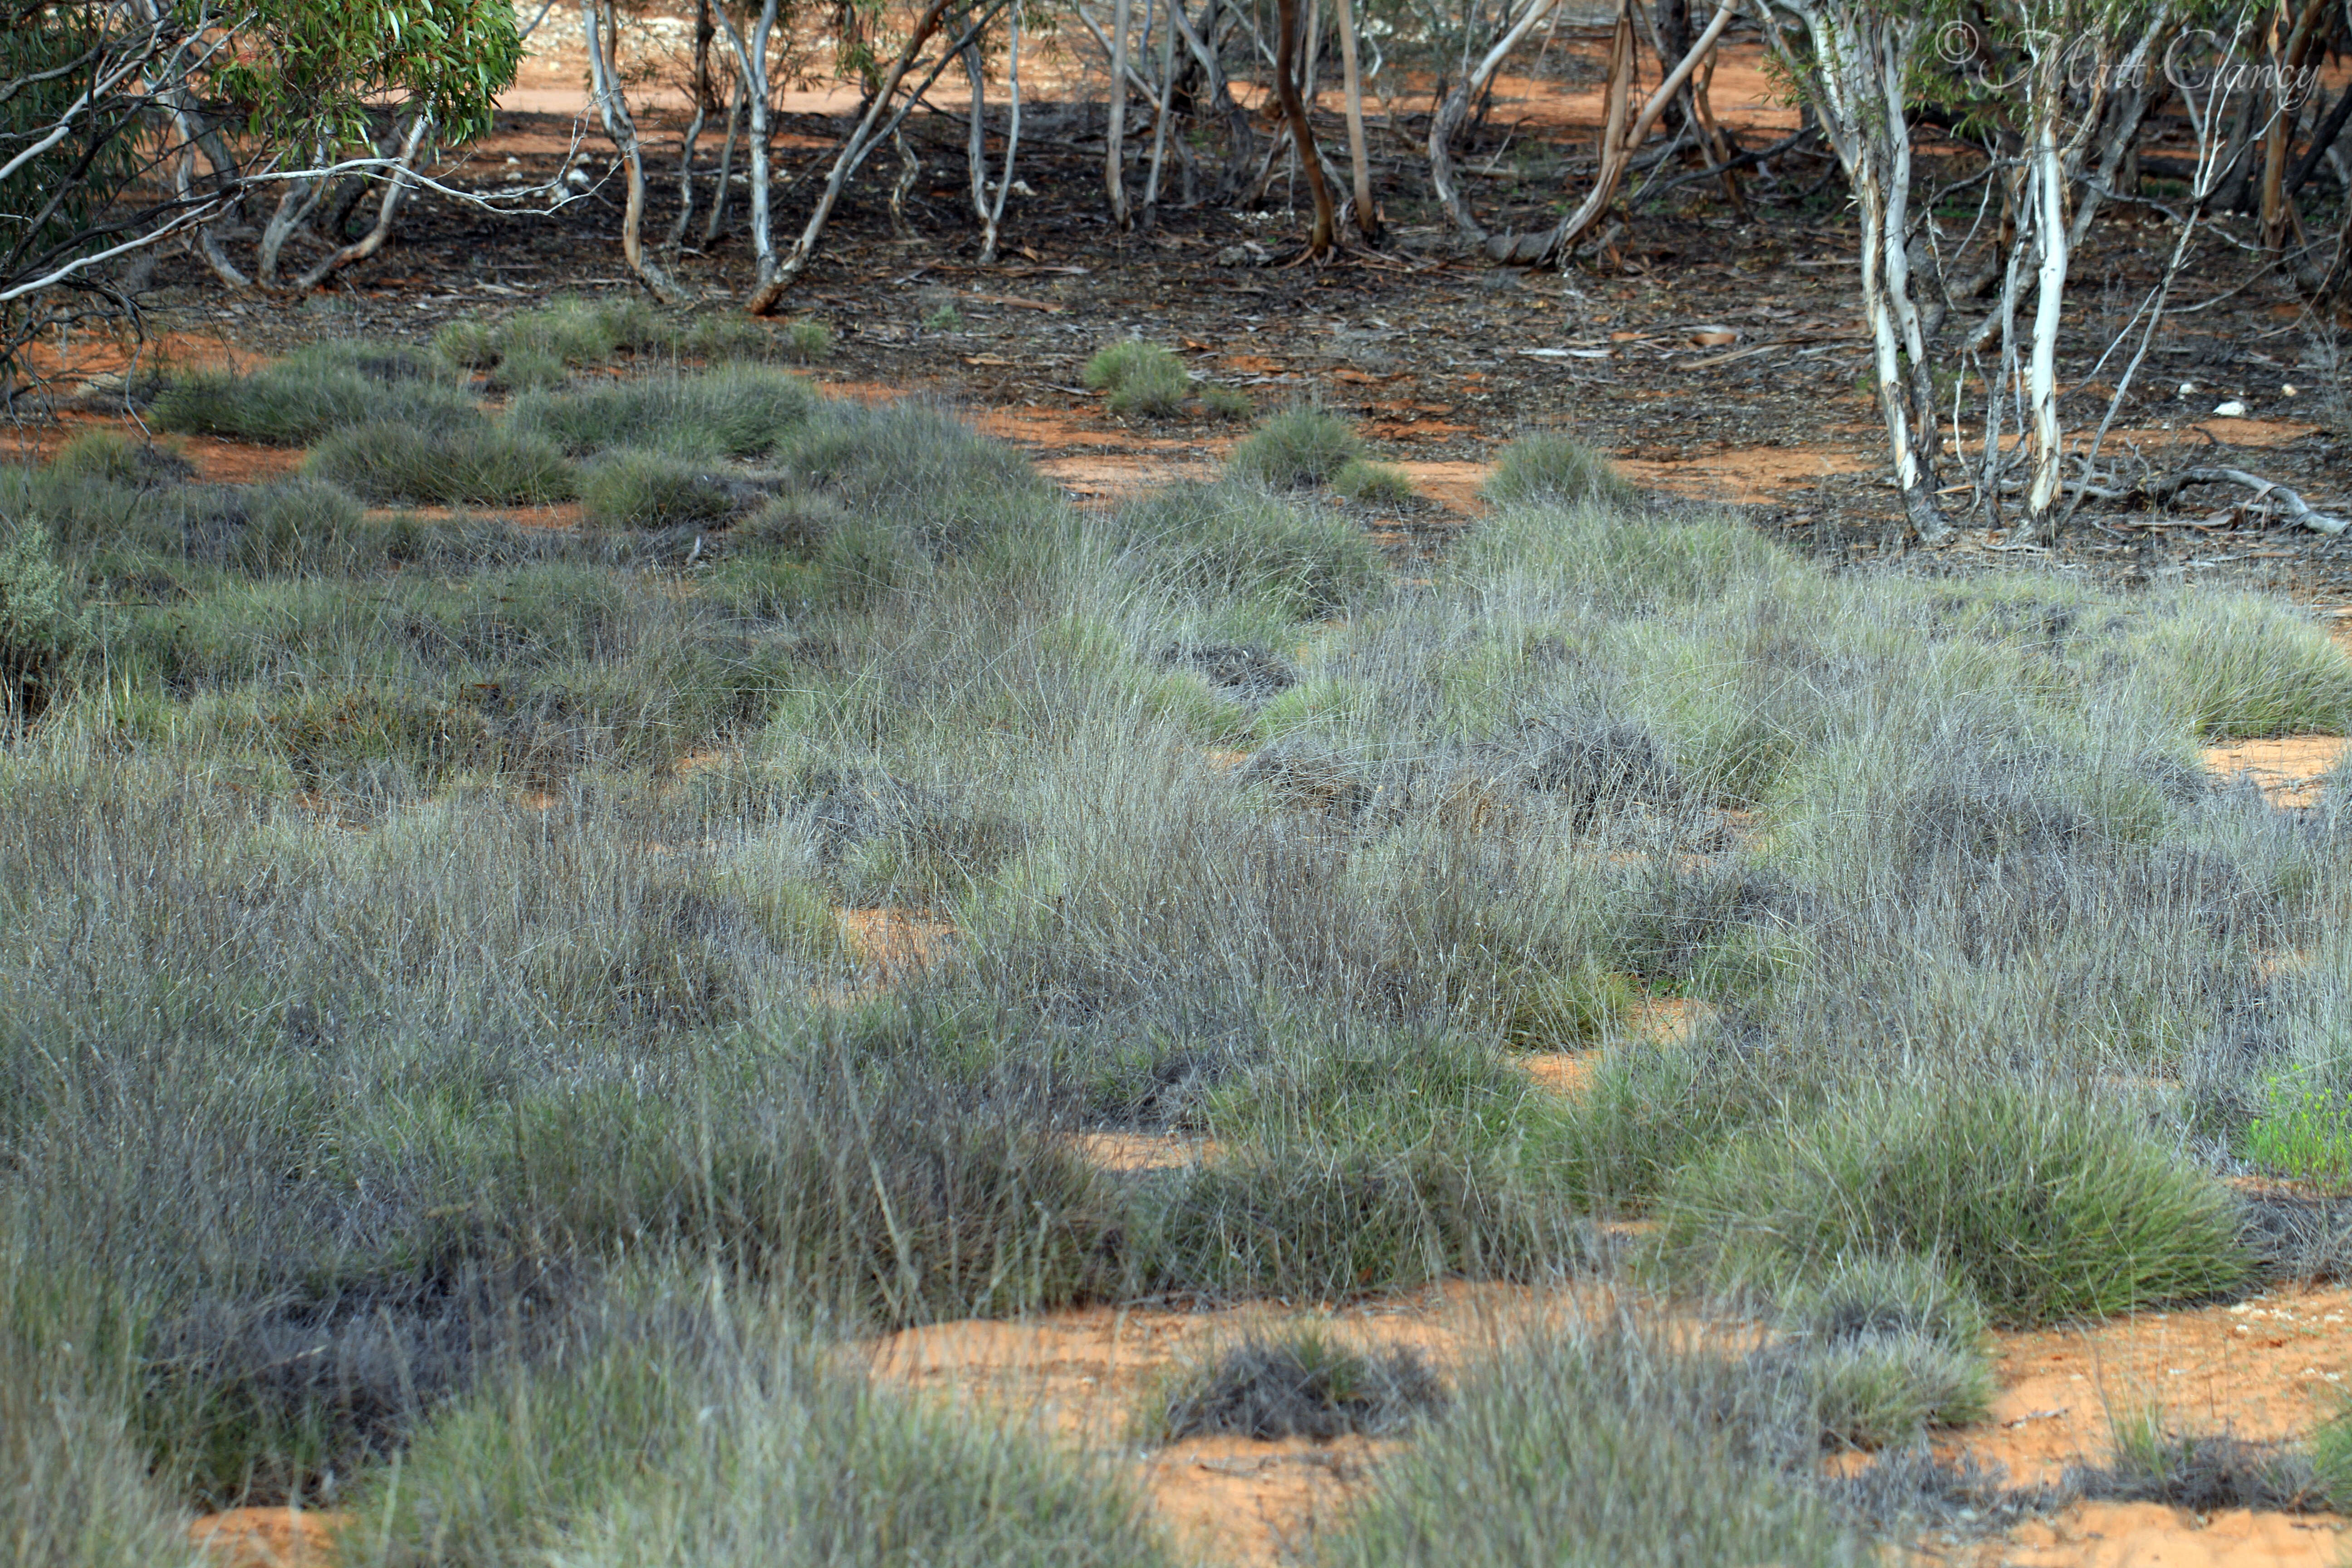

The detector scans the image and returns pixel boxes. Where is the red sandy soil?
[186,1509,338,1568]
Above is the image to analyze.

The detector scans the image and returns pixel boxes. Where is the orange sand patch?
[1618,443,1872,504]
[836,907,954,975]
[188,1509,343,1568]
[1952,1286,2352,1490]
[1968,1501,2350,1567]
[1037,451,1223,498]
[1521,1052,1596,1097]
[1073,1130,1216,1173]
[2202,737,2347,807]
[1391,459,1491,514]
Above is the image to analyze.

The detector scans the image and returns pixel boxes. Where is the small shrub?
[1332,457,1416,505]
[1226,406,1364,488]
[1153,1325,1446,1440]
[308,422,577,506]
[922,303,965,332]
[2246,1075,2352,1184]
[1658,1076,2254,1325]
[1198,384,1254,421]
[580,451,751,529]
[1482,431,1637,507]
[1083,341,1190,417]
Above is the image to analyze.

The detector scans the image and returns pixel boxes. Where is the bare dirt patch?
[2202,737,2349,808]
[187,1509,342,1568]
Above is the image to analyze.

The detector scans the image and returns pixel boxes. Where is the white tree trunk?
[1106,0,1134,226]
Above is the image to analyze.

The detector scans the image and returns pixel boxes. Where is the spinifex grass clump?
[1480,430,1636,507]
[1083,340,1190,417]
[1110,479,1384,619]
[1153,1324,1446,1440]
[1227,406,1365,487]
[579,451,754,529]
[510,367,818,458]
[1328,1320,1862,1568]
[154,343,481,446]
[1658,1076,2253,1324]
[309,422,577,505]
[359,1288,1178,1568]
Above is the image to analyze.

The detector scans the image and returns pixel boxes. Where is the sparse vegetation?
[10,333,2352,1562]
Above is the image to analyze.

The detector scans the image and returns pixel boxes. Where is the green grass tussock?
[309,422,578,505]
[17,333,2352,1560]
[1328,1320,1861,1568]
[1226,406,1365,487]
[355,1288,1176,1568]
[1658,1077,2254,1325]
[1481,431,1636,507]
[510,367,818,459]
[154,343,481,446]
[579,451,755,529]
[1083,340,1190,417]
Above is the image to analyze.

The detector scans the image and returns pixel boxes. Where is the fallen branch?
[2146,467,2348,535]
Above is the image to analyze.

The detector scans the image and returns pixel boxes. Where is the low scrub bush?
[1083,340,1190,417]
[1481,431,1636,507]
[579,451,754,529]
[1658,1076,2253,1324]
[1226,406,1364,487]
[309,422,577,506]
[1151,1324,1445,1440]
[1328,1321,1860,1568]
